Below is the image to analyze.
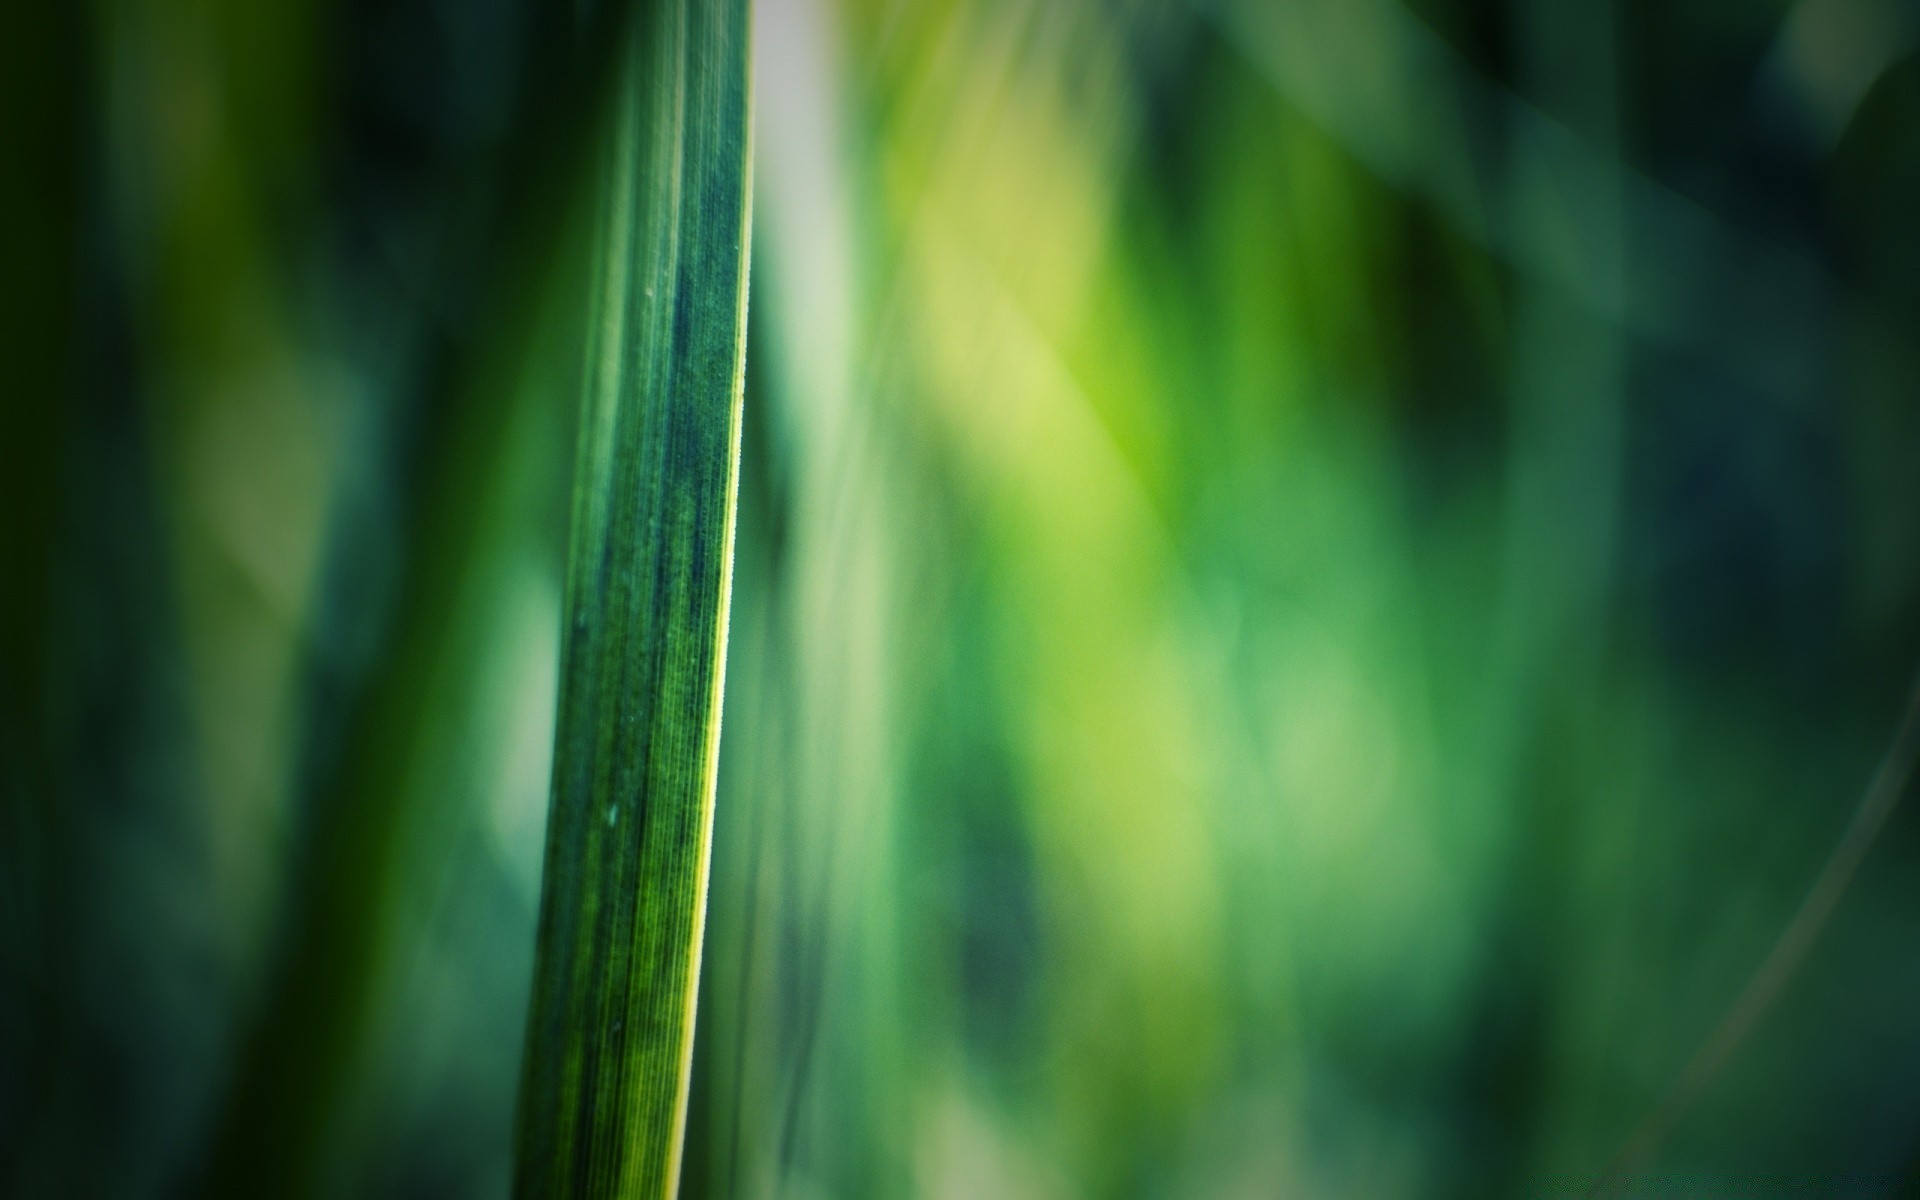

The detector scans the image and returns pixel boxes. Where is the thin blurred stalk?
[1600,673,1920,1187]
[196,4,642,1193]
[689,0,913,1193]
[510,0,751,1194]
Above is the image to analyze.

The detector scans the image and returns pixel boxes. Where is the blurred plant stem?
[194,3,636,1193]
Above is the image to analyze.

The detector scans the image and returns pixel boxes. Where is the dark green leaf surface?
[512,0,751,1195]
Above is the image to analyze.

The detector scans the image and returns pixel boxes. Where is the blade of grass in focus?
[512,0,752,1194]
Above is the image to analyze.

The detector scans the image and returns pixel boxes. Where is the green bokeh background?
[8,0,1920,1195]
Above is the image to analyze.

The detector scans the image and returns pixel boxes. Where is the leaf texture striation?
[512,0,752,1194]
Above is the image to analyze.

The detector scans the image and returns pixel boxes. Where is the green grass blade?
[511,0,752,1195]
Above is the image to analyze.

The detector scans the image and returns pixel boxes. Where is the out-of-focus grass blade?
[192,5,641,1193]
[512,0,751,1195]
